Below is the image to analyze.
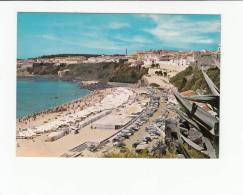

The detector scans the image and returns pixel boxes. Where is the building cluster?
[84,55,125,63]
[35,56,87,65]
[129,50,194,68]
[17,59,34,71]
[17,49,220,73]
[129,49,220,68]
[17,55,126,73]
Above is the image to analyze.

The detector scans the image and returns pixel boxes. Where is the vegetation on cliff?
[109,65,148,83]
[31,63,61,75]
[27,61,148,83]
[170,65,220,93]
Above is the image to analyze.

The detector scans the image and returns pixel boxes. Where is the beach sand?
[16,87,136,157]
[16,88,115,156]
[16,88,113,130]
[16,125,116,157]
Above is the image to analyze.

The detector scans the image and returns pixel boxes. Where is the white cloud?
[183,36,215,44]
[114,34,152,44]
[143,14,220,47]
[191,21,220,33]
[79,31,152,51]
[79,34,153,52]
[109,22,130,29]
[40,34,58,41]
[132,35,152,44]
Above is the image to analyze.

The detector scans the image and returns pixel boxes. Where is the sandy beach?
[17,125,117,157]
[16,87,144,157]
[17,88,112,130]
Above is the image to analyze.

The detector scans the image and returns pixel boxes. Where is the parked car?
[113,141,125,147]
[132,141,140,148]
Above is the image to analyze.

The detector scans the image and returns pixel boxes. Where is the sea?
[17,78,90,118]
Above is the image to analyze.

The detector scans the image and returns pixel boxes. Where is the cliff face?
[31,63,60,75]
[17,70,32,77]
[21,62,148,83]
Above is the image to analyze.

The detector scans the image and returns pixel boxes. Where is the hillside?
[170,65,220,93]
[110,65,148,83]
[27,62,148,83]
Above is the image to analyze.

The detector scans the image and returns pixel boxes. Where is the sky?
[17,13,221,59]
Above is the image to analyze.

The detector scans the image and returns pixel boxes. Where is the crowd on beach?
[17,89,112,127]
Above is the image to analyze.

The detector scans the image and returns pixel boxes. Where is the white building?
[92,114,133,130]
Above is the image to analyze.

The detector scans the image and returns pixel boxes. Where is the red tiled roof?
[180,90,197,97]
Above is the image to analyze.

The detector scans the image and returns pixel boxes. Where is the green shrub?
[170,65,220,93]
[109,65,148,83]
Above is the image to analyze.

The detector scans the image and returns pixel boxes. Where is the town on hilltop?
[17,48,220,77]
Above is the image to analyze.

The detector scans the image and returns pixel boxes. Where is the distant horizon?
[17,48,219,60]
[17,13,221,59]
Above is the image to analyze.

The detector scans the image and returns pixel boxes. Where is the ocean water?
[17,78,90,118]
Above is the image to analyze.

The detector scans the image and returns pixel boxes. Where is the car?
[128,129,135,133]
[87,144,97,152]
[113,135,125,142]
[119,134,128,139]
[153,131,161,136]
[128,130,134,135]
[131,126,139,131]
[121,130,132,134]
[112,137,120,143]
[150,135,159,139]
[113,142,125,147]
[144,136,152,142]
[132,141,140,148]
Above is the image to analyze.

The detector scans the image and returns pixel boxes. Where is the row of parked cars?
[155,114,167,131]
[129,92,162,150]
[112,126,139,147]
[131,88,176,152]
[111,89,161,148]
[133,111,168,151]
[132,123,163,151]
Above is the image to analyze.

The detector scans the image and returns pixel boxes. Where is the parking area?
[88,87,176,156]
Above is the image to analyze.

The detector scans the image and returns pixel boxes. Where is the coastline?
[17,87,95,122]
[16,86,115,130]
[17,76,93,120]
[17,74,140,120]
[17,73,115,120]
[17,74,112,90]
[16,87,138,157]
[17,74,78,83]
